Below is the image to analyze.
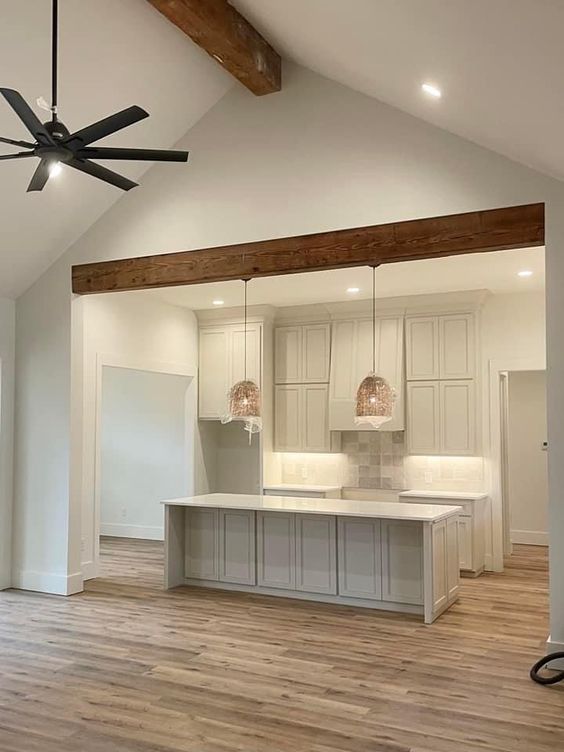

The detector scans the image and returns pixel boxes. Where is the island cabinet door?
[257,512,296,590]
[381,520,424,605]
[218,509,256,585]
[337,518,382,600]
[295,514,337,595]
[185,508,219,581]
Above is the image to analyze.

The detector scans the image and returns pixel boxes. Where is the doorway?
[96,365,193,573]
[501,370,548,553]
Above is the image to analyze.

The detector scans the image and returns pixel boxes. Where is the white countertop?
[263,483,342,492]
[399,490,488,501]
[162,493,462,522]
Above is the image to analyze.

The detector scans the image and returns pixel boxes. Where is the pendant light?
[355,266,395,428]
[222,279,262,440]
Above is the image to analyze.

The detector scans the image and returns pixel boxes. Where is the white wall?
[100,367,191,540]
[79,292,201,580]
[507,371,548,545]
[0,296,15,590]
[11,63,564,645]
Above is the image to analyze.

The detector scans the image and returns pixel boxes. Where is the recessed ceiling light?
[347,287,360,294]
[49,161,62,178]
[212,299,225,306]
[422,82,442,98]
[518,270,533,278]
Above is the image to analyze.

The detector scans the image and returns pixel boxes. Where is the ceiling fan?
[0,0,188,192]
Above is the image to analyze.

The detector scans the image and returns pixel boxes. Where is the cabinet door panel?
[431,521,448,612]
[337,518,382,599]
[257,512,295,589]
[330,321,356,400]
[439,314,474,379]
[440,380,475,455]
[303,324,330,382]
[219,509,256,585]
[381,520,424,604]
[275,326,302,383]
[406,317,439,380]
[458,516,473,570]
[407,382,440,454]
[274,385,302,452]
[231,323,261,386]
[185,508,219,580]
[446,516,460,600]
[302,385,330,452]
[295,514,336,594]
[199,329,229,418]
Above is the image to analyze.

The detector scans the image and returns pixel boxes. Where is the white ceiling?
[235,0,564,183]
[0,0,232,297]
[142,246,545,311]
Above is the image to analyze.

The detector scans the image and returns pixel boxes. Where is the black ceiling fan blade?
[65,106,149,149]
[0,135,35,149]
[0,151,35,161]
[0,89,54,146]
[77,146,189,163]
[69,158,138,191]
[27,159,51,192]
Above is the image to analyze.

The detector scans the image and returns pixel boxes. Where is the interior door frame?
[87,352,197,580]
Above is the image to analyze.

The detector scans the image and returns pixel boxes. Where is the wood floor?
[0,539,562,752]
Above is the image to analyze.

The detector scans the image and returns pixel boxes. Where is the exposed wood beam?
[148,0,281,96]
[72,203,544,295]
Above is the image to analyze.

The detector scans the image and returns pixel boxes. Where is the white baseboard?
[100,523,164,541]
[81,559,98,581]
[11,569,83,596]
[511,529,548,546]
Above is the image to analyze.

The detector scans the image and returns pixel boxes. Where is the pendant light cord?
[372,265,376,373]
[243,278,250,381]
[51,0,59,121]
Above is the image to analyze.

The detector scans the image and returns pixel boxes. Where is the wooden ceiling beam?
[72,204,544,295]
[148,0,281,96]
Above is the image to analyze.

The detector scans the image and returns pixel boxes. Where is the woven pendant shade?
[354,266,395,428]
[355,372,394,428]
[221,280,262,440]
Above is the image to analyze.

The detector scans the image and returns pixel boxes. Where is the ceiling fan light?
[49,161,62,177]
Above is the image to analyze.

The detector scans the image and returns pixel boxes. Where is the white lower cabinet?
[381,520,424,605]
[295,514,337,594]
[337,518,382,600]
[257,511,296,590]
[185,508,219,581]
[218,509,256,585]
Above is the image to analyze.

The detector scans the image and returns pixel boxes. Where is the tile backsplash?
[276,432,484,492]
[342,431,406,489]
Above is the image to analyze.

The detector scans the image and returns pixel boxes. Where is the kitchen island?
[162,493,462,623]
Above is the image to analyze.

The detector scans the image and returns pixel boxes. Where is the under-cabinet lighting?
[347,287,360,294]
[518,270,533,278]
[421,82,442,98]
[212,299,225,306]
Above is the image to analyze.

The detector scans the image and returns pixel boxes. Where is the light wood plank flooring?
[0,539,562,751]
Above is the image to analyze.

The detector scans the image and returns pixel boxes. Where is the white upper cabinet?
[406,313,475,381]
[199,322,262,419]
[439,314,475,379]
[406,317,439,380]
[329,316,404,431]
[275,323,330,383]
[407,379,476,456]
[275,383,336,453]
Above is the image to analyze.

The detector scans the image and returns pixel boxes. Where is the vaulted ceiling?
[0,0,232,298]
[1,0,562,298]
[235,0,564,182]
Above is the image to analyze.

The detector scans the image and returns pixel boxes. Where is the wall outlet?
[424,471,433,484]
[300,466,308,480]
[121,507,127,520]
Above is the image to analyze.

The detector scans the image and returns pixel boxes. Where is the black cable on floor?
[530,652,564,685]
